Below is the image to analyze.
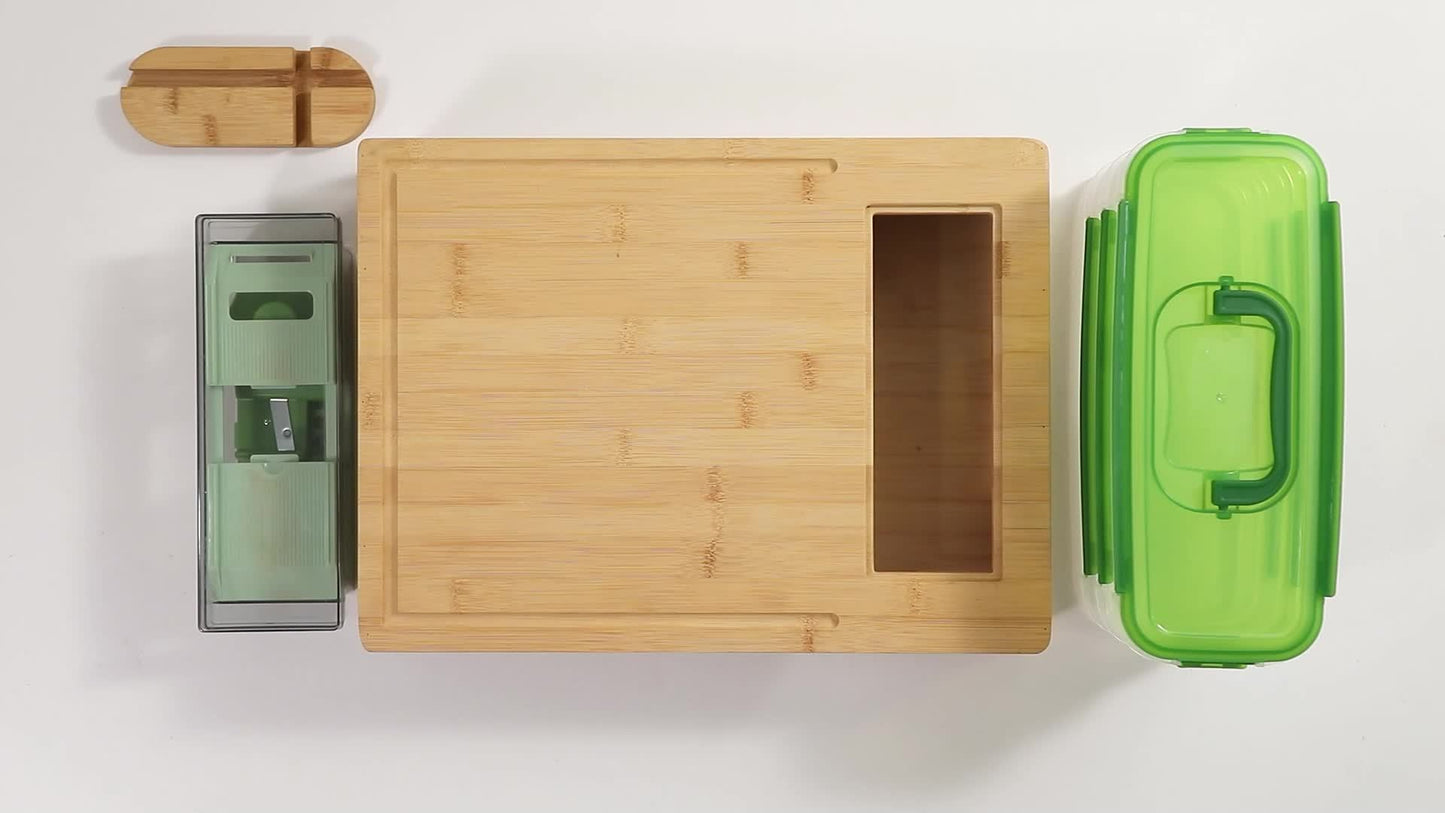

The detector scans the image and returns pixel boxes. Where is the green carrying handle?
[1210,281,1293,511]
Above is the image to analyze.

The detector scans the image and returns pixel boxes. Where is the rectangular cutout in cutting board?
[357,139,1049,652]
[872,210,998,574]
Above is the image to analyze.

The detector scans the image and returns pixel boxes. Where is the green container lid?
[1081,130,1343,666]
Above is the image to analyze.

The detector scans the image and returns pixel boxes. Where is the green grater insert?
[197,214,345,631]
[1078,130,1343,666]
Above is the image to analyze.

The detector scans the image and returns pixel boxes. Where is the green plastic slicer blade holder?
[197,214,344,631]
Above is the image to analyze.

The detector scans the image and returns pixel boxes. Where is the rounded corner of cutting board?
[356,615,393,651]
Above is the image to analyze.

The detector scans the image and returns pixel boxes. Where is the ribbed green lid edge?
[1110,199,1135,596]
[1317,200,1344,598]
[1080,215,1102,578]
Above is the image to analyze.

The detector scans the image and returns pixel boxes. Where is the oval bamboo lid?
[120,46,374,148]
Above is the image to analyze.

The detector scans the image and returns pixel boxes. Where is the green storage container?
[197,214,346,631]
[1077,130,1343,666]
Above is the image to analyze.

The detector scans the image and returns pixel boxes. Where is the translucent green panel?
[197,214,343,632]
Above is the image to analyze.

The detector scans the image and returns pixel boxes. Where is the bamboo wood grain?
[120,46,374,147]
[357,138,1049,652]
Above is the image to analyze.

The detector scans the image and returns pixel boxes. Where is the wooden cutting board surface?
[357,138,1049,651]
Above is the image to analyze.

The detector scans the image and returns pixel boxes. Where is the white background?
[1,1,1440,810]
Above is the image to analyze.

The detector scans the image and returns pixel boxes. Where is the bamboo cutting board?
[357,138,1049,652]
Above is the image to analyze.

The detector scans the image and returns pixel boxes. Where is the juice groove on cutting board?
[356,138,1050,651]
